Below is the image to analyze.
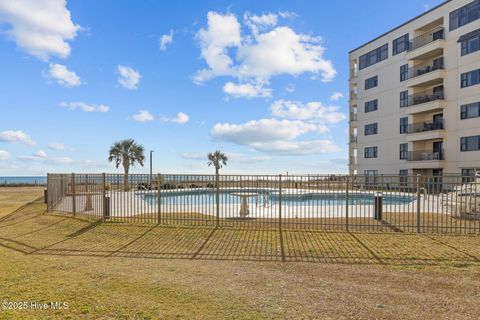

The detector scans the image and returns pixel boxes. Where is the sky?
[0,0,444,176]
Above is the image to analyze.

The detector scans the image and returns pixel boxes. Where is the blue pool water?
[142,189,415,206]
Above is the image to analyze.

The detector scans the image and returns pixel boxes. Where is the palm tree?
[207,150,228,187]
[207,150,228,226]
[108,139,145,191]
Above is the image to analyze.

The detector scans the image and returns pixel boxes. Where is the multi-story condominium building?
[349,0,480,179]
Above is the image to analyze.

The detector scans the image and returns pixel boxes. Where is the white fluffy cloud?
[61,102,109,113]
[212,119,316,144]
[244,12,278,34]
[195,12,241,83]
[212,118,340,155]
[174,112,189,124]
[250,140,341,155]
[33,150,47,158]
[162,112,189,124]
[194,11,336,96]
[159,30,173,51]
[330,91,344,101]
[180,152,270,163]
[0,0,81,60]
[18,152,75,165]
[47,63,81,87]
[223,82,271,98]
[236,26,335,81]
[51,156,74,165]
[0,150,11,160]
[270,100,346,124]
[117,65,141,90]
[0,130,35,146]
[132,110,154,122]
[48,142,66,151]
[171,112,190,124]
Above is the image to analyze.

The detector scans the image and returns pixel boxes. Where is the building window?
[460,102,480,119]
[399,169,408,186]
[364,170,378,185]
[399,143,408,160]
[364,146,378,158]
[365,75,378,90]
[400,91,409,108]
[393,34,409,55]
[365,99,378,113]
[462,168,480,183]
[400,117,408,134]
[400,64,409,81]
[460,29,480,56]
[450,0,480,31]
[461,69,480,88]
[359,44,389,70]
[460,135,480,151]
[365,123,378,136]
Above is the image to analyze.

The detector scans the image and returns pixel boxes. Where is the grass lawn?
[1,188,480,319]
[0,187,44,218]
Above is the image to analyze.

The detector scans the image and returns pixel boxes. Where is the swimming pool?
[142,189,415,206]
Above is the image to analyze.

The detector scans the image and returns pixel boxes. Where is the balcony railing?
[407,150,444,161]
[407,57,444,80]
[407,119,444,134]
[407,88,444,107]
[350,135,358,143]
[349,156,358,165]
[408,26,444,52]
[350,112,357,121]
[350,68,358,79]
[350,90,358,100]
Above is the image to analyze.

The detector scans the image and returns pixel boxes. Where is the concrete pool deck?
[51,187,440,219]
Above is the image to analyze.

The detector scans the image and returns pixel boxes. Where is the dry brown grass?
[1,188,480,319]
[0,187,44,218]
[82,210,480,235]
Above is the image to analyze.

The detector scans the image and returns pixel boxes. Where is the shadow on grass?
[0,200,479,266]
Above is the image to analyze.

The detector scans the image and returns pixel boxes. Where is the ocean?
[0,176,47,185]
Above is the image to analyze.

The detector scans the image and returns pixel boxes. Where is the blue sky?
[0,0,443,175]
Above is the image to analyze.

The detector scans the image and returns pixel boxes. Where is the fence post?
[416,174,421,233]
[45,173,50,211]
[71,173,76,216]
[215,173,220,227]
[279,174,282,230]
[157,173,161,224]
[102,173,106,221]
[345,175,349,232]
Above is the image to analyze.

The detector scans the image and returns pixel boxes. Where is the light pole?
[150,150,154,185]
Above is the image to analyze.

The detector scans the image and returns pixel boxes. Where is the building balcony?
[349,90,358,101]
[349,156,358,166]
[406,27,445,60]
[406,120,446,142]
[350,135,358,143]
[406,150,445,169]
[407,150,444,161]
[405,88,446,115]
[350,111,357,122]
[405,58,445,87]
[350,68,358,81]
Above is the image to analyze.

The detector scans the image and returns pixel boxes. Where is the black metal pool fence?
[46,173,480,234]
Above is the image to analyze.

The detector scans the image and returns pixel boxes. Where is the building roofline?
[349,0,452,54]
